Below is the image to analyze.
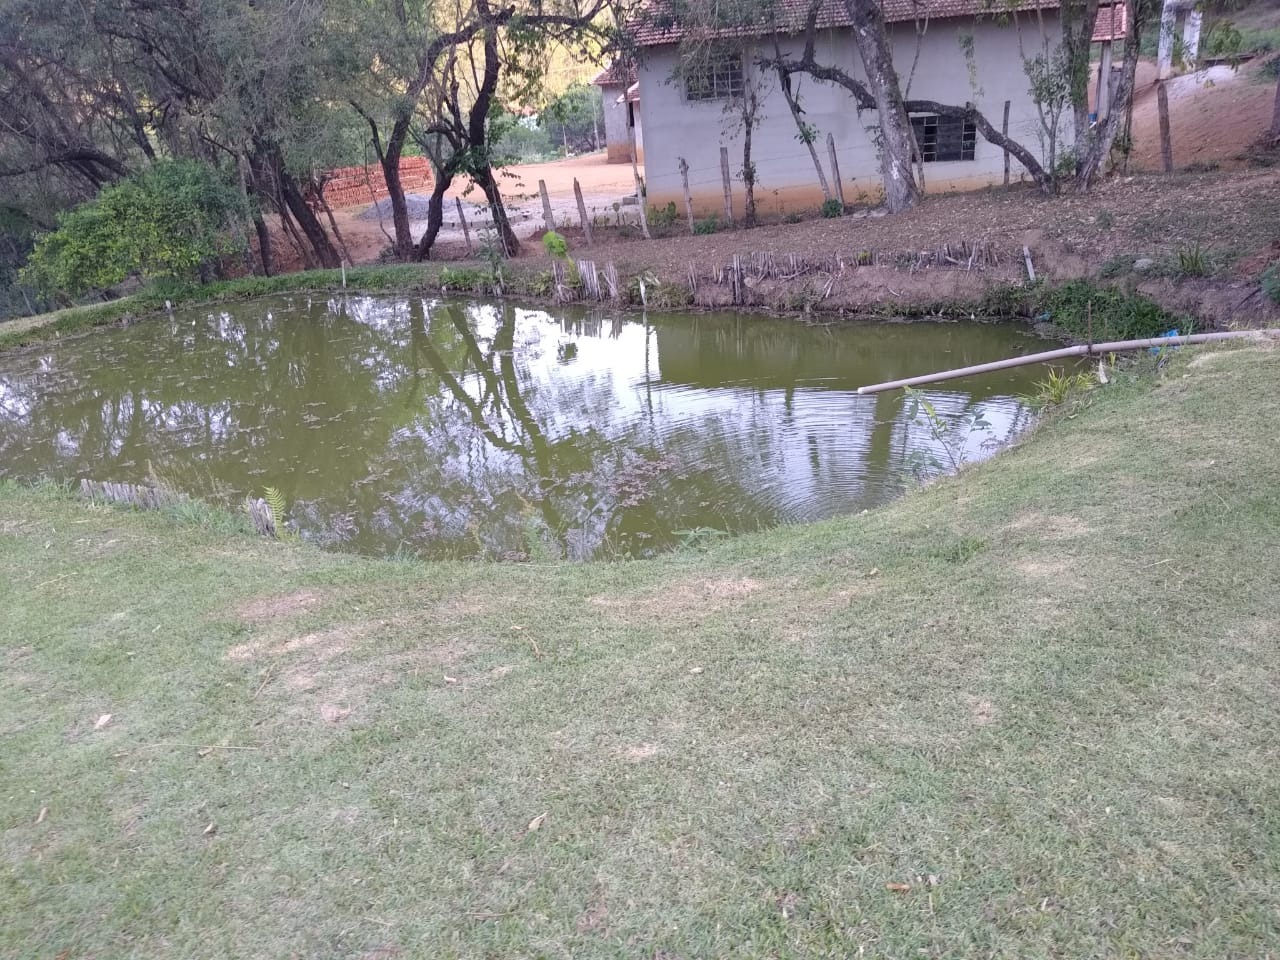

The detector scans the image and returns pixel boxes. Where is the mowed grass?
[3,344,1280,959]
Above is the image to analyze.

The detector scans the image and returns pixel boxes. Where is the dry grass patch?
[235,588,324,623]
[1005,512,1093,541]
[589,574,770,620]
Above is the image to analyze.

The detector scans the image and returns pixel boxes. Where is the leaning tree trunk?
[775,58,832,202]
[472,165,521,257]
[253,215,274,276]
[843,0,922,212]
[279,170,340,268]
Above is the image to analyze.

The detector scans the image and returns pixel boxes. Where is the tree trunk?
[414,172,455,261]
[463,25,521,257]
[776,60,833,201]
[278,170,340,268]
[842,0,921,212]
[379,122,415,259]
[472,166,521,256]
[1061,0,1101,168]
[253,215,274,277]
[1074,0,1145,188]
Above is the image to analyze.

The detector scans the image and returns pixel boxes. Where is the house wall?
[600,82,634,163]
[636,16,1067,215]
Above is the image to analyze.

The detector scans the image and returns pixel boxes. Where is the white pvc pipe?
[854,330,1273,395]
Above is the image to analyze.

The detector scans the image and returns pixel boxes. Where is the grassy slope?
[2,345,1279,959]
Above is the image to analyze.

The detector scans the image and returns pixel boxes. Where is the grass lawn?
[3,343,1279,959]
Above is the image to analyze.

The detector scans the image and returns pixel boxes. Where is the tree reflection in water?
[0,296,1043,559]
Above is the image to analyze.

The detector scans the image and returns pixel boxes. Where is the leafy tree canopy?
[21,160,248,299]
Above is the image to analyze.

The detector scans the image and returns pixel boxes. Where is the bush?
[649,201,679,227]
[542,230,568,259]
[1173,242,1213,278]
[820,198,843,218]
[1041,280,1179,341]
[21,160,247,299]
[693,215,720,235]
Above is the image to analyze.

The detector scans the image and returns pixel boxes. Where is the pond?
[0,295,1053,560]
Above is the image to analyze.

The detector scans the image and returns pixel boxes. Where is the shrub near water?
[1042,281,1181,341]
[21,160,247,300]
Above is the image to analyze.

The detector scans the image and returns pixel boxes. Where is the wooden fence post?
[538,179,555,233]
[454,197,473,256]
[1002,100,1011,187]
[719,146,734,226]
[1156,82,1174,172]
[573,178,594,247]
[678,157,695,234]
[827,134,846,208]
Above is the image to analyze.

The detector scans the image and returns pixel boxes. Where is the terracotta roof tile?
[1091,1,1126,41]
[631,0,1059,47]
[592,61,639,85]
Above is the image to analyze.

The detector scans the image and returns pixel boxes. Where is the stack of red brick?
[315,157,434,209]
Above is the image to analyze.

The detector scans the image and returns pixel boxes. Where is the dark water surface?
[0,295,1053,559]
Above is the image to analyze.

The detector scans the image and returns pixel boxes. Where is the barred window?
[684,54,745,101]
[909,114,977,162]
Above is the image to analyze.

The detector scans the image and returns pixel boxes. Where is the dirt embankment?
[501,165,1280,328]
[263,67,1280,328]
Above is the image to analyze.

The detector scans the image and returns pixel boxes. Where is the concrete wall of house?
[600,83,634,163]
[636,15,1067,215]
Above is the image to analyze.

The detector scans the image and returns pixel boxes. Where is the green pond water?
[0,295,1054,559]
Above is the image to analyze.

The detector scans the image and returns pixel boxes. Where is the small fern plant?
[246,485,294,539]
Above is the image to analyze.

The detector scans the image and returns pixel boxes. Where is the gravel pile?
[357,193,435,221]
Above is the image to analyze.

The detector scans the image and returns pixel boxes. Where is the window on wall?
[909,114,977,162]
[684,53,745,101]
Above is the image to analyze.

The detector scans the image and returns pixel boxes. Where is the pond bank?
[0,257,1226,356]
[3,341,1279,955]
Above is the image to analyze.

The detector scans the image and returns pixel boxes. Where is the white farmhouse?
[593,62,643,164]
[632,0,1069,215]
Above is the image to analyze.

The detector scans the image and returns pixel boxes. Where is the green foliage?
[1032,367,1098,408]
[782,211,804,225]
[21,161,247,299]
[1039,281,1178,341]
[648,202,680,227]
[1098,254,1136,279]
[491,113,556,163]
[1173,242,1213,278]
[820,198,843,219]
[263,486,288,525]
[537,83,601,154]
[542,230,569,260]
[693,214,720,235]
[1261,263,1280,304]
[903,386,992,476]
[439,266,497,292]
[1094,209,1114,231]
[930,535,986,564]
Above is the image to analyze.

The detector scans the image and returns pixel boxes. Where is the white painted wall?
[636,15,1068,214]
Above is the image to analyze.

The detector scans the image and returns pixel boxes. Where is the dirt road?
[326,152,642,265]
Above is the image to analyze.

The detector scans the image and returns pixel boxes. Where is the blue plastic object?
[1149,329,1181,354]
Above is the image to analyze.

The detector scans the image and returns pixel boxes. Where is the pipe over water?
[855,331,1276,395]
